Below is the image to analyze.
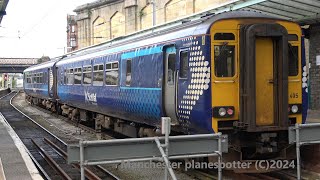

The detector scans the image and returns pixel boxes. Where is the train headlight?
[288,104,302,115]
[218,108,226,116]
[291,105,298,113]
[213,106,235,118]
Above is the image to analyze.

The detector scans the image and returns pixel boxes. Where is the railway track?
[21,93,120,140]
[0,91,120,180]
[8,91,319,180]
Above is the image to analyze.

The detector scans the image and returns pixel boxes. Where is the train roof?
[56,10,286,65]
[23,58,59,73]
[25,10,289,70]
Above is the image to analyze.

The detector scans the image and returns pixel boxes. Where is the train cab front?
[210,18,303,163]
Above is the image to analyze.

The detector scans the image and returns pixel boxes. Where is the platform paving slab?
[0,113,42,180]
[306,110,320,123]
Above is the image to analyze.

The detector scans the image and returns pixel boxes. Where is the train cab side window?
[214,33,235,40]
[105,62,119,86]
[288,45,299,76]
[93,64,104,86]
[214,45,235,77]
[83,66,92,85]
[167,54,176,85]
[179,51,188,78]
[74,68,82,85]
[125,60,131,86]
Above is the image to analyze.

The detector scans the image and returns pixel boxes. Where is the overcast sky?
[0,0,95,58]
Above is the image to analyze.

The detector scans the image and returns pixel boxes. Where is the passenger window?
[27,76,31,83]
[74,68,82,85]
[83,66,92,85]
[67,69,74,85]
[44,72,47,84]
[64,70,67,84]
[214,44,235,77]
[39,73,43,84]
[105,62,119,86]
[167,54,176,85]
[26,74,31,84]
[288,45,298,76]
[93,64,104,86]
[33,74,36,84]
[179,51,188,78]
[214,33,235,40]
[126,60,131,86]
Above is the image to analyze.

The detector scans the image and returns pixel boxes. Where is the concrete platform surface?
[307,110,320,123]
[0,113,42,180]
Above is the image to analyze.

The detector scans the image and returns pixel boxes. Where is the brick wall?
[309,24,320,110]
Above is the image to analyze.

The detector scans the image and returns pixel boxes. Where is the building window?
[179,50,188,78]
[105,62,119,86]
[126,60,131,86]
[214,45,235,77]
[83,66,92,85]
[70,38,76,47]
[71,25,75,33]
[93,64,104,86]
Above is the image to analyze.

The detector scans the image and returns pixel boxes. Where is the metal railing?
[288,122,320,180]
[68,117,228,180]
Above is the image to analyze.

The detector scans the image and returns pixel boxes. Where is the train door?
[240,24,288,131]
[163,46,178,122]
[255,38,274,126]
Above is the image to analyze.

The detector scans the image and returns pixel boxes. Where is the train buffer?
[68,117,228,180]
[289,123,320,180]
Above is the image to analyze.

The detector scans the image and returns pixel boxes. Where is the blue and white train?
[24,11,308,161]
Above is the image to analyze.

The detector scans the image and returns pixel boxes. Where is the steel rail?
[9,91,67,146]
[95,165,121,180]
[43,137,103,180]
[6,91,121,180]
[0,91,52,180]
[0,90,13,100]
[31,139,72,180]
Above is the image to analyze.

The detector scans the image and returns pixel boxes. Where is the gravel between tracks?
[13,92,193,180]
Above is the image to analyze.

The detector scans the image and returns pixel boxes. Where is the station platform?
[0,113,42,180]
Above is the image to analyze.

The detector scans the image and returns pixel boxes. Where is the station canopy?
[194,0,320,25]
